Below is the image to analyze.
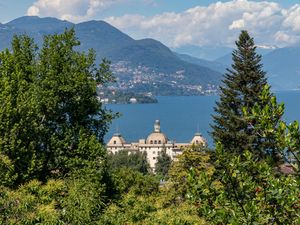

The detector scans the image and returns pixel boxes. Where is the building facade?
[106,120,206,170]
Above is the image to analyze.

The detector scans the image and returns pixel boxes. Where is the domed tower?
[191,132,206,146]
[146,120,168,144]
[107,133,126,146]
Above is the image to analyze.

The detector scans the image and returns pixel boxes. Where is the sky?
[1,0,300,48]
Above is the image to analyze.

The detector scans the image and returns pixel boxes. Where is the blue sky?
[0,0,298,22]
[1,0,300,48]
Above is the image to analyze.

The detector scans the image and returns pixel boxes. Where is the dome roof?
[146,120,168,144]
[191,133,206,146]
[146,132,168,144]
[107,133,126,145]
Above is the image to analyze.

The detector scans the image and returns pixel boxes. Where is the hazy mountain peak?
[7,16,73,26]
[5,16,73,36]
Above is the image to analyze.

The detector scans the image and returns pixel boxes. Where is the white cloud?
[26,0,300,47]
[282,4,300,31]
[105,0,300,47]
[229,19,245,30]
[27,0,121,22]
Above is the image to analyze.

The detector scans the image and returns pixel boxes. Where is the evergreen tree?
[155,148,172,176]
[211,30,267,155]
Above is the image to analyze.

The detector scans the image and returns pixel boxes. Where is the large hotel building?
[106,120,206,170]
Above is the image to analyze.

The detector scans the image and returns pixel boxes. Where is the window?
[154,140,157,144]
[158,140,161,144]
[153,157,156,160]
[150,140,153,144]
[113,140,116,144]
[196,140,199,144]
[153,151,156,154]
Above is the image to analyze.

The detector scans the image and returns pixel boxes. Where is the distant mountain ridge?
[3,16,298,92]
[0,16,222,95]
[176,44,300,91]
[214,45,300,90]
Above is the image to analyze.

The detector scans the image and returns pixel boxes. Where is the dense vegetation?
[0,30,299,224]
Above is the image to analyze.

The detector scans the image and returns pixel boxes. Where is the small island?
[97,88,158,104]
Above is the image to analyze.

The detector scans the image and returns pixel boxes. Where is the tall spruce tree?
[211,30,267,155]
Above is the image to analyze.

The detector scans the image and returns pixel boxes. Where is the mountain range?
[0,16,222,95]
[1,16,299,93]
[213,46,300,90]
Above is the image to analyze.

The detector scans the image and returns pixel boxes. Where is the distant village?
[97,61,218,102]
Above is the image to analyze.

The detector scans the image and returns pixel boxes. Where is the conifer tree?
[211,30,267,155]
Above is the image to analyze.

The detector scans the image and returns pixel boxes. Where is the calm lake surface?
[105,91,300,147]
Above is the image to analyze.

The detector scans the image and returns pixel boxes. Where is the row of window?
[113,140,165,145]
[150,140,162,144]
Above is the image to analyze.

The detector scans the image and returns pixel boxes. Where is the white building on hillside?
[106,120,206,170]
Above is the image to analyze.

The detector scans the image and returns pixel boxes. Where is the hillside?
[176,53,226,74]
[262,46,300,90]
[215,45,300,90]
[0,16,223,96]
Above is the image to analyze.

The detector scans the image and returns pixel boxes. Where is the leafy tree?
[211,30,268,156]
[99,191,205,225]
[155,148,172,177]
[0,176,109,224]
[0,29,115,186]
[243,85,300,169]
[107,150,150,174]
[0,35,41,185]
[168,145,214,198]
[187,86,300,223]
[112,168,159,197]
[186,144,300,224]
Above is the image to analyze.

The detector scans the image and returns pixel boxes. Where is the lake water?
[104,91,300,147]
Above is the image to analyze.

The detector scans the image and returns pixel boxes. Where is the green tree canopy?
[107,150,150,174]
[0,29,115,187]
[155,148,172,177]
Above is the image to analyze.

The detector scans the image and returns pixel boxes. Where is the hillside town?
[109,61,218,96]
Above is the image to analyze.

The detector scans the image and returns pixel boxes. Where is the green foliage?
[0,35,42,185]
[107,150,150,174]
[1,28,300,225]
[155,148,172,177]
[243,85,300,169]
[186,144,300,224]
[99,191,205,225]
[212,30,268,155]
[168,145,214,198]
[0,29,115,186]
[0,171,108,225]
[0,179,64,224]
[0,154,17,187]
[112,168,159,197]
[61,173,106,224]
[242,85,285,159]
